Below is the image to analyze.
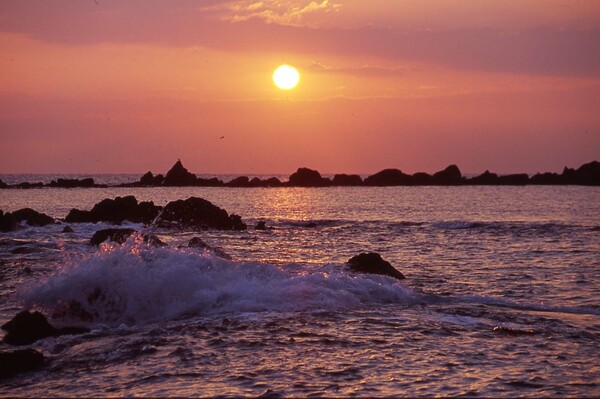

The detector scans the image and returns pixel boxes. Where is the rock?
[0,210,18,232]
[347,252,405,280]
[14,182,44,189]
[90,228,136,246]
[432,165,463,185]
[332,174,363,186]
[188,237,232,259]
[139,171,163,186]
[493,326,536,336]
[65,196,161,224]
[498,174,530,185]
[467,170,499,185]
[565,161,600,185]
[530,172,564,185]
[47,178,97,188]
[288,168,330,187]
[0,179,7,189]
[163,160,198,186]
[364,169,413,186]
[0,208,54,231]
[1,310,89,346]
[0,349,45,379]
[62,225,74,233]
[411,172,434,185]
[262,177,283,187]
[255,221,267,230]
[227,176,250,187]
[155,197,247,230]
[142,233,166,247]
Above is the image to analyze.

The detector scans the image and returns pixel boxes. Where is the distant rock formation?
[364,169,412,186]
[332,174,363,186]
[163,159,199,186]
[0,208,55,232]
[432,165,463,185]
[65,195,161,224]
[155,197,247,230]
[47,177,99,188]
[347,252,405,281]
[288,167,331,187]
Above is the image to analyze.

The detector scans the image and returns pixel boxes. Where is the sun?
[273,65,300,90]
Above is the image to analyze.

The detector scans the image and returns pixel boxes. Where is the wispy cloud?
[205,0,341,27]
[305,62,411,77]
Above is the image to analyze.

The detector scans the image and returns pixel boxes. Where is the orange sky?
[0,0,599,174]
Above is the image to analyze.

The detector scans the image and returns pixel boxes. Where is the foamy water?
[1,183,599,397]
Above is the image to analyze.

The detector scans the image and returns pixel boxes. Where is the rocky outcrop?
[140,171,164,186]
[432,165,463,185]
[47,178,99,188]
[89,228,136,246]
[2,311,89,346]
[498,174,530,185]
[364,169,412,186]
[155,197,247,230]
[65,196,161,224]
[163,160,198,186]
[347,252,405,280]
[0,179,7,189]
[0,208,55,232]
[412,172,434,185]
[467,170,499,185]
[332,174,363,186]
[288,168,331,187]
[0,349,45,379]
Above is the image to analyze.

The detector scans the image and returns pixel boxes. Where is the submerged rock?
[255,221,267,230]
[1,311,89,346]
[347,252,405,280]
[90,228,136,246]
[155,197,247,230]
[62,225,74,233]
[0,349,45,379]
[188,236,232,259]
[493,326,536,336]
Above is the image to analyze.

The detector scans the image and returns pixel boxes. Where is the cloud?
[305,62,410,77]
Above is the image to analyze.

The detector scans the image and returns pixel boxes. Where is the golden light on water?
[273,65,300,90]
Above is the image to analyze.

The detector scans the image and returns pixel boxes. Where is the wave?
[23,237,419,326]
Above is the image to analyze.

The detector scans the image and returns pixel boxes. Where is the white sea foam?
[23,237,418,326]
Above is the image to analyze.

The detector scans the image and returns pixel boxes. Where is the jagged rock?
[47,178,96,188]
[0,349,45,379]
[288,168,330,187]
[163,160,198,186]
[332,174,363,186]
[347,252,405,280]
[139,171,163,186]
[530,172,564,185]
[498,174,530,185]
[188,236,232,259]
[0,208,54,231]
[62,225,74,233]
[364,169,413,186]
[1,310,89,346]
[565,161,600,185]
[433,165,463,185]
[467,170,499,185]
[155,197,246,230]
[65,196,161,224]
[255,221,267,230]
[90,228,136,246]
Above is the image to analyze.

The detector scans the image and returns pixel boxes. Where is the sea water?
[0,180,599,397]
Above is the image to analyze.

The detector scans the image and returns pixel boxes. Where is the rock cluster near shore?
[2,160,599,189]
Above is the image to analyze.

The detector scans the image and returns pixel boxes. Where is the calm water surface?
[0,183,599,397]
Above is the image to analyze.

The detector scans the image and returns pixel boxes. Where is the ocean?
[1,176,599,397]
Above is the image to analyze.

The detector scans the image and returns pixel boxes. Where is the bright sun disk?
[273,65,300,90]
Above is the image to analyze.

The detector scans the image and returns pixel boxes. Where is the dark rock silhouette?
[0,349,45,379]
[2,311,89,346]
[255,221,267,230]
[262,177,284,187]
[564,160,600,185]
[62,225,74,233]
[467,170,499,185]
[155,197,247,230]
[90,228,136,246]
[433,165,463,185]
[364,169,413,186]
[530,172,564,185]
[347,252,405,281]
[0,208,54,231]
[498,174,530,185]
[227,176,250,187]
[65,196,161,224]
[288,168,330,187]
[163,159,198,186]
[493,326,536,336]
[332,174,363,186]
[412,172,434,185]
[143,233,166,247]
[0,179,7,189]
[14,182,44,189]
[140,171,164,186]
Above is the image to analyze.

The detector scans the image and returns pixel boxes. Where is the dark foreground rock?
[0,208,55,232]
[2,311,89,346]
[65,195,161,224]
[155,197,246,230]
[347,252,405,280]
[0,349,45,379]
[90,228,136,246]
